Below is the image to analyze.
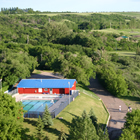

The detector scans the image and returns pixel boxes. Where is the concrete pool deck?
[15,93,78,118]
[13,94,64,102]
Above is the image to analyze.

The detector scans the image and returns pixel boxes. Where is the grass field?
[32,69,41,74]
[120,96,140,110]
[93,28,140,36]
[22,12,140,18]
[108,51,136,57]
[114,12,140,19]
[133,71,140,75]
[96,12,140,19]
[18,12,94,17]
[22,85,109,139]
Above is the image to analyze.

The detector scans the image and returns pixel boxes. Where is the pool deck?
[13,94,64,102]
[15,93,72,118]
[49,95,70,113]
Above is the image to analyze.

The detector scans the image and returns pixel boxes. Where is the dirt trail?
[88,78,128,140]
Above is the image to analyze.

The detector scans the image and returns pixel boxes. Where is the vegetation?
[0,9,140,139]
[69,110,99,140]
[42,105,53,128]
[0,92,25,139]
[58,128,68,140]
[89,108,98,129]
[35,116,46,140]
[69,110,109,140]
[119,109,140,140]
[97,61,128,97]
[22,90,109,139]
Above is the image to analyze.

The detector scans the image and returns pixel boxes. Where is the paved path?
[28,71,64,79]
[88,78,128,140]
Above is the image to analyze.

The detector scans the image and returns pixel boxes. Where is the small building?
[17,79,77,94]
[121,36,128,39]
[116,36,129,41]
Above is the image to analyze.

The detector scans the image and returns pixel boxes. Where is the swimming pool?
[22,100,57,118]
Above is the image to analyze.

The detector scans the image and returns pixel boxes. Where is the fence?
[6,88,18,96]
[52,90,79,118]
[24,90,79,118]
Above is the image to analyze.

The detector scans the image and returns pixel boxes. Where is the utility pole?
[110,22,111,29]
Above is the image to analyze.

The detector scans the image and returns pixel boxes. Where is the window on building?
[44,88,48,91]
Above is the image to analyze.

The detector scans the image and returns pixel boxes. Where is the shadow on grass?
[44,127,61,137]
[77,82,92,91]
[57,118,71,128]
[44,126,70,138]
[21,128,35,140]
[62,111,78,118]
[78,82,100,98]
[24,118,37,127]
[120,96,140,103]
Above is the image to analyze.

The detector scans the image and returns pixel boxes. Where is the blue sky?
[0,0,140,12]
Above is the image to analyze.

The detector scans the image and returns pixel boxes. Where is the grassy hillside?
[24,12,140,18]
[93,28,140,36]
[114,12,140,19]
[22,85,109,139]
[108,51,136,57]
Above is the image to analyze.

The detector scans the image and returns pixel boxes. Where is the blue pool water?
[22,100,57,113]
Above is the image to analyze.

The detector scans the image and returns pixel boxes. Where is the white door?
[38,88,42,93]
[50,88,53,94]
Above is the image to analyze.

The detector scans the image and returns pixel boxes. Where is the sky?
[0,0,140,12]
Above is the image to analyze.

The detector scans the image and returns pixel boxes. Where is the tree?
[36,116,45,140]
[60,53,96,85]
[97,127,109,140]
[97,62,128,96]
[89,108,97,129]
[41,23,69,43]
[69,110,99,140]
[119,109,140,140]
[0,92,24,139]
[58,127,68,140]
[42,105,53,128]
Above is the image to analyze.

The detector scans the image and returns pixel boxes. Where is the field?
[22,85,109,139]
[114,12,140,19]
[93,28,140,36]
[108,51,136,57]
[121,96,140,110]
[23,12,140,18]
[18,12,94,16]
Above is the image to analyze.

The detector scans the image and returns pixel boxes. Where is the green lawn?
[108,51,136,57]
[22,86,108,140]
